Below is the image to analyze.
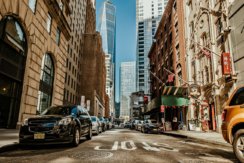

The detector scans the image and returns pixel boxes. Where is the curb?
[161,132,232,148]
[0,143,19,153]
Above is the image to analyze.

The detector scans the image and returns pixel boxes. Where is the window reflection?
[4,17,26,52]
[37,54,54,113]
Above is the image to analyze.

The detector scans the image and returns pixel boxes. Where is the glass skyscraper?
[136,0,168,95]
[98,0,116,117]
[98,0,116,63]
[120,62,136,120]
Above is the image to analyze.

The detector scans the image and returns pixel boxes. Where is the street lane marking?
[142,142,160,151]
[94,141,178,152]
[112,141,119,150]
[121,140,137,151]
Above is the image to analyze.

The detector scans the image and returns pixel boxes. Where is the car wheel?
[86,127,92,140]
[99,127,102,133]
[72,126,80,147]
[233,129,244,162]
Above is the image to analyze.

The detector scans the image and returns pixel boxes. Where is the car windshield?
[99,117,104,121]
[91,117,97,122]
[41,106,75,116]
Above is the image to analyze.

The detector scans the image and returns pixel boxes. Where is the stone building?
[184,0,236,132]
[0,0,71,128]
[229,0,244,87]
[63,0,87,105]
[147,0,189,130]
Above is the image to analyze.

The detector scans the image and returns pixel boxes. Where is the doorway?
[0,16,27,128]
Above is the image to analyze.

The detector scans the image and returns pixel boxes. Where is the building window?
[56,28,61,45]
[47,13,52,34]
[205,66,209,83]
[216,17,222,36]
[28,0,37,13]
[37,54,54,113]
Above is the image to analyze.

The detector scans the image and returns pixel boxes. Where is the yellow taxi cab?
[221,86,244,162]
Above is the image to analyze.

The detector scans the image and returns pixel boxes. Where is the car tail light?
[222,110,227,121]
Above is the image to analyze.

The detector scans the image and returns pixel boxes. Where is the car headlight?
[58,118,72,125]
[22,119,28,126]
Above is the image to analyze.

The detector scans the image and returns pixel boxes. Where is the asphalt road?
[0,128,238,163]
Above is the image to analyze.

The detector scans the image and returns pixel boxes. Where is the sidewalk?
[0,129,19,152]
[162,130,231,147]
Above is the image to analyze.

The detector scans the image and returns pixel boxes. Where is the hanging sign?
[221,53,232,75]
[160,105,165,113]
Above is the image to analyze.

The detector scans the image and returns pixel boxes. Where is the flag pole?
[187,38,221,57]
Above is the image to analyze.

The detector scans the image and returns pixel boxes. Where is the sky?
[96,0,136,102]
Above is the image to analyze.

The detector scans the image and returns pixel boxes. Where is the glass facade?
[136,0,168,95]
[120,62,136,119]
[98,0,116,63]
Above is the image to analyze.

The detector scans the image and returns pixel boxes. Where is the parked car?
[104,118,112,130]
[91,116,102,135]
[131,120,139,130]
[221,86,244,162]
[99,117,106,131]
[141,119,159,134]
[124,121,132,128]
[136,120,143,131]
[19,105,92,146]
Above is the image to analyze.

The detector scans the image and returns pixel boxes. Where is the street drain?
[69,151,113,160]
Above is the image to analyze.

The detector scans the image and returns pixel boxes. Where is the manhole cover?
[69,151,113,160]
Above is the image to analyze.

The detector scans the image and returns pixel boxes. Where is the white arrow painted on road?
[142,142,160,152]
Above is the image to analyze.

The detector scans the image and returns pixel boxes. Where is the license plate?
[153,129,157,131]
[34,133,45,139]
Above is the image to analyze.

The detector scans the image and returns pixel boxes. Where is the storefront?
[161,86,189,131]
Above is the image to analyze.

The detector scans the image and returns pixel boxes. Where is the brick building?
[0,0,71,128]
[81,33,106,117]
[147,0,189,130]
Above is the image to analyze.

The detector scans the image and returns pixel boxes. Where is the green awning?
[161,95,189,106]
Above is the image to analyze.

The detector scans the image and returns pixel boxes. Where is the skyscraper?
[98,0,116,117]
[120,62,136,120]
[136,0,168,95]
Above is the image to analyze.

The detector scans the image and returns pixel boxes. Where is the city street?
[0,128,238,163]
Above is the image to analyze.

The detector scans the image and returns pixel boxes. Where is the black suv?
[19,105,92,146]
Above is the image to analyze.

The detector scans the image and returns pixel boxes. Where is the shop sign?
[144,96,148,104]
[221,52,232,75]
[160,105,165,113]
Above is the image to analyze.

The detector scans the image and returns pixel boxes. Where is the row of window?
[28,0,61,46]
[64,88,79,104]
